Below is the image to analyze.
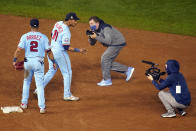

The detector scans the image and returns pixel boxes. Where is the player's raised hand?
[80,48,87,54]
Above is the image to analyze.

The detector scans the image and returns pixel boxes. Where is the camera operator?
[87,16,135,86]
[147,60,191,118]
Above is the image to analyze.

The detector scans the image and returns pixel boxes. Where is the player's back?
[18,31,49,58]
[50,21,71,51]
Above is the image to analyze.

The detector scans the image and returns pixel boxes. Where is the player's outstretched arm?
[63,45,87,54]
[69,46,87,54]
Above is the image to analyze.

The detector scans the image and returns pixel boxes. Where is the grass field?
[0,0,195,36]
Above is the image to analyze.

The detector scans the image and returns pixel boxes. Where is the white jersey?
[50,21,71,52]
[18,32,50,58]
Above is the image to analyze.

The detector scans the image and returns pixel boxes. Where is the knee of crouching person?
[158,90,164,98]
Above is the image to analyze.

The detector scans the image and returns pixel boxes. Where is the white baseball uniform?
[18,31,50,109]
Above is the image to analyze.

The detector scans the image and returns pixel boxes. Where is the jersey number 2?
[30,41,38,52]
[52,30,58,41]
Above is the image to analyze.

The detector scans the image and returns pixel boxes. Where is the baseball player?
[34,12,86,101]
[13,19,56,114]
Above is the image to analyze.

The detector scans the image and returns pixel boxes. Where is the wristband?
[74,48,80,52]
[13,58,17,62]
[63,45,70,51]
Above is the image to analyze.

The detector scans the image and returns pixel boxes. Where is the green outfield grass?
[0,0,195,36]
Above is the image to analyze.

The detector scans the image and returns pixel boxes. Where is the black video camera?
[86,30,95,35]
[142,60,166,81]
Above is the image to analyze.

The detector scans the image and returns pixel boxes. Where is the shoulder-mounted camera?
[142,60,166,81]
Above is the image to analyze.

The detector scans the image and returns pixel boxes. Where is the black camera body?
[86,30,95,35]
[142,60,166,81]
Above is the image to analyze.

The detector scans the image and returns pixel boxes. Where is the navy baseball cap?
[30,19,39,27]
[65,12,80,21]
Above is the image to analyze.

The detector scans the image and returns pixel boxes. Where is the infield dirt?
[0,14,195,131]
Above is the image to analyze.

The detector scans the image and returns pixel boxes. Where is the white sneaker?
[40,108,46,114]
[97,79,112,86]
[20,103,27,109]
[126,67,135,81]
[161,111,176,118]
[64,95,80,101]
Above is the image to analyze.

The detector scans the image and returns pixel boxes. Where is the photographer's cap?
[65,12,80,21]
[30,19,39,27]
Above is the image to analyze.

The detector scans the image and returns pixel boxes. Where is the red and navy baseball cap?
[65,12,80,21]
[30,19,39,28]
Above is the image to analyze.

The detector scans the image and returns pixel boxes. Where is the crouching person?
[147,60,191,118]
